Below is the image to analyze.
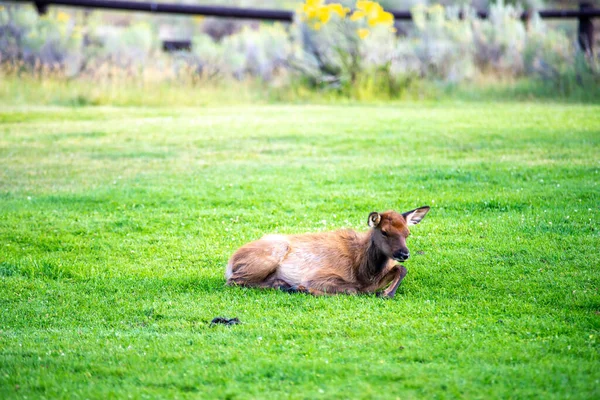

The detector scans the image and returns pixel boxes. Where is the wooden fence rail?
[8,0,599,54]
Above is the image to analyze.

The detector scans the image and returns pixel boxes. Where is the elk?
[225,207,430,298]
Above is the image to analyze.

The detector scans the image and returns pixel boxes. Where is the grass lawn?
[0,101,599,399]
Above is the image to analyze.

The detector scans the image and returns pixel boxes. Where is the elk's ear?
[368,212,381,228]
[402,206,430,226]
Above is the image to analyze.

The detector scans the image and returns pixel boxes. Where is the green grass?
[3,74,600,107]
[0,100,599,399]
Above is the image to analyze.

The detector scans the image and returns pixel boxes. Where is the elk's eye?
[381,231,389,237]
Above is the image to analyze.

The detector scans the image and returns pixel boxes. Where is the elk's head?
[368,207,430,262]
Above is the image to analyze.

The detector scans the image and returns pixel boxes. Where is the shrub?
[175,23,291,82]
[291,0,407,97]
[0,6,81,72]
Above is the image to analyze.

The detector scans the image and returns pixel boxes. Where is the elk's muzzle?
[393,250,410,262]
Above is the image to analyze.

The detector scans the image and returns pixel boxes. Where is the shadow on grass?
[1,260,225,293]
[2,261,397,302]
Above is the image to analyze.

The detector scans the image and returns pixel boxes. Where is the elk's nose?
[393,250,410,261]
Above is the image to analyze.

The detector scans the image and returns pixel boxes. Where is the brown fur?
[225,207,429,298]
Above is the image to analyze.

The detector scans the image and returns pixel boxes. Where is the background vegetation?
[1,0,598,101]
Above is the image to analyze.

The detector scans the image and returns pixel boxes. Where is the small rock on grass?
[210,317,240,327]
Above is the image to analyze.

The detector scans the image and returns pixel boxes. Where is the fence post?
[578,1,595,55]
[34,1,48,14]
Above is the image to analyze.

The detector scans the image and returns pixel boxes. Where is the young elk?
[225,207,430,298]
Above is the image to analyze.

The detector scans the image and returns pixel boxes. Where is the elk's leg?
[228,277,250,287]
[226,237,289,287]
[362,264,398,294]
[270,278,293,290]
[230,275,294,291]
[298,276,359,296]
[379,265,407,299]
[295,285,358,296]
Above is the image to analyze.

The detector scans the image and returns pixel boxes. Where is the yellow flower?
[368,10,393,27]
[56,11,70,23]
[356,0,381,13]
[301,0,324,20]
[316,6,330,24]
[299,0,347,30]
[326,4,349,19]
[351,1,394,27]
[350,10,365,21]
[357,28,370,39]
[193,15,205,23]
